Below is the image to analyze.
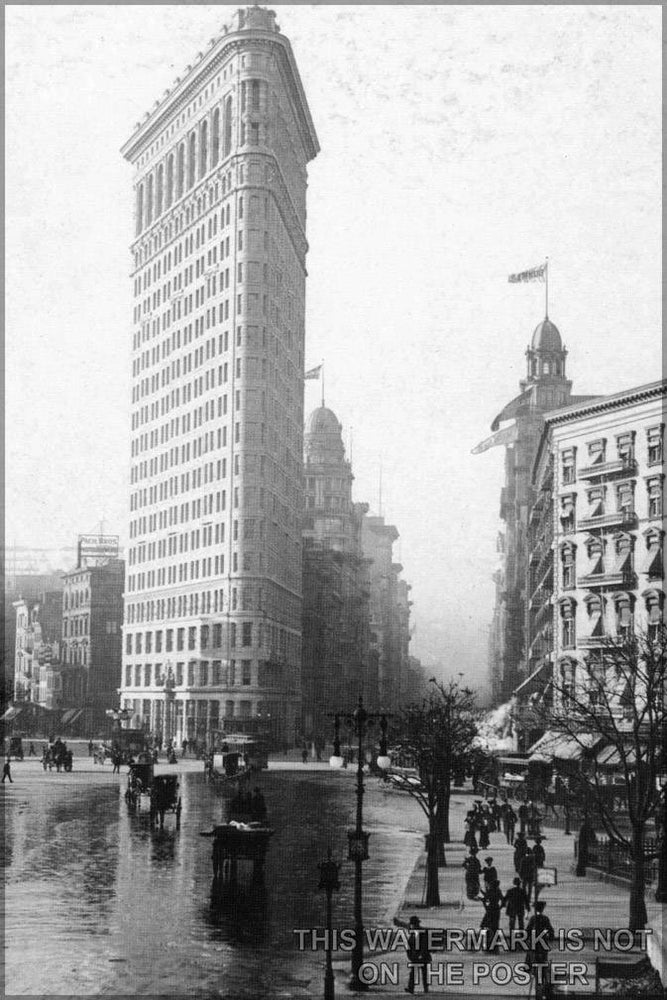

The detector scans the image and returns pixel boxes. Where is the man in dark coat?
[405,915,431,994]
[513,831,529,873]
[503,877,530,935]
[519,847,537,904]
[526,901,555,999]
[480,879,503,953]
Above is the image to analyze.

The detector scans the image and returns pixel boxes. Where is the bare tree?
[389,679,478,906]
[541,625,665,931]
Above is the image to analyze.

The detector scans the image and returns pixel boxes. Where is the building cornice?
[545,379,666,427]
[121,30,319,165]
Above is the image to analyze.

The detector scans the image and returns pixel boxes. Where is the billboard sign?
[77,535,119,568]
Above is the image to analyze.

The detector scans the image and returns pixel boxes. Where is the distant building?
[119,7,319,746]
[13,591,63,708]
[61,558,125,733]
[361,515,411,712]
[533,379,665,716]
[302,406,372,735]
[3,572,64,697]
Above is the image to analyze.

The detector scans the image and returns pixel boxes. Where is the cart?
[150,774,182,830]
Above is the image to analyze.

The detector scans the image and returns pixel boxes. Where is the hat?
[485,857,493,863]
[409,916,421,927]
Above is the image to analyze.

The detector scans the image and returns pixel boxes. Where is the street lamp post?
[655,777,666,902]
[329,697,390,992]
[318,849,340,1000]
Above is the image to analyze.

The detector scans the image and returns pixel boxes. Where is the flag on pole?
[508,263,546,284]
[304,364,322,380]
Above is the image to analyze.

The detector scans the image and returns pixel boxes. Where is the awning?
[595,745,637,767]
[528,730,601,762]
[514,663,550,697]
[1,706,22,722]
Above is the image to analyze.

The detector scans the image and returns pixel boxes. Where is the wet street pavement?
[3,763,424,996]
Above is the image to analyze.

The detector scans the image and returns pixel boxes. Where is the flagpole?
[321,362,325,408]
[545,257,549,319]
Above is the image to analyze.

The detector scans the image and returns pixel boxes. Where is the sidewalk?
[328,802,663,997]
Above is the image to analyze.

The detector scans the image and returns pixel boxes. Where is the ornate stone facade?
[119,8,319,746]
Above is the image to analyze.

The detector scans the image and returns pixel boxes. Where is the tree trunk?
[435,804,447,867]
[425,818,441,907]
[629,824,648,932]
[442,783,451,844]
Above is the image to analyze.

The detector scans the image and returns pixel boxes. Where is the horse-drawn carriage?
[125,761,182,829]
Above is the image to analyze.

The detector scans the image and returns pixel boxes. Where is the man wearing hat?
[405,915,431,994]
[533,836,546,869]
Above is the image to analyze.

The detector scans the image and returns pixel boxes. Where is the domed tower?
[303,406,355,549]
[522,317,568,389]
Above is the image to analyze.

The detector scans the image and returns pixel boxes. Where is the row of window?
[125,620,253,655]
[559,529,663,586]
[559,476,664,528]
[123,697,259,721]
[558,589,663,647]
[136,81,269,236]
[561,426,663,483]
[124,658,254,690]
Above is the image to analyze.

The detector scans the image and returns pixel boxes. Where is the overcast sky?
[6,5,661,687]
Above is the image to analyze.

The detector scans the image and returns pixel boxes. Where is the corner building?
[119,7,319,746]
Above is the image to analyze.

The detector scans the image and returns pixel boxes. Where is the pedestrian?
[463,820,478,851]
[88,739,94,757]
[519,847,537,904]
[506,804,517,844]
[478,818,490,850]
[28,741,36,757]
[112,753,121,775]
[482,856,498,888]
[301,743,308,765]
[480,879,503,952]
[513,831,528,873]
[405,915,431,994]
[526,901,555,1000]
[518,800,529,835]
[503,877,530,938]
[463,847,482,899]
[181,738,188,758]
[2,758,13,783]
[533,836,546,869]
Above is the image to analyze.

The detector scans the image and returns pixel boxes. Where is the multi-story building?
[61,558,125,732]
[3,567,65,699]
[301,406,372,735]
[13,591,63,707]
[119,7,319,746]
[361,515,411,712]
[536,379,665,709]
[480,315,586,703]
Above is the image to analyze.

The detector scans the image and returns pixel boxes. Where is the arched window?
[613,593,634,638]
[199,120,208,178]
[558,657,576,703]
[585,536,604,576]
[166,155,174,208]
[136,183,144,236]
[559,598,576,649]
[146,174,154,225]
[187,132,196,190]
[223,96,232,158]
[156,164,164,217]
[176,144,185,199]
[561,543,576,589]
[644,528,664,580]
[211,108,220,166]
[643,589,664,640]
[613,533,634,577]
[584,593,604,637]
